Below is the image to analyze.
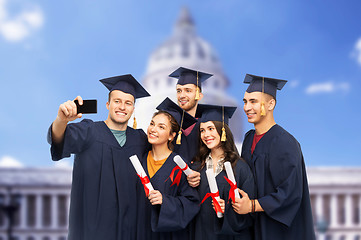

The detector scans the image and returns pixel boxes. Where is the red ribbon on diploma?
[223,176,238,203]
[167,164,189,186]
[200,191,224,214]
[138,174,151,197]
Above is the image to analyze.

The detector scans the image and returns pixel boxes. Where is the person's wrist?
[55,115,69,124]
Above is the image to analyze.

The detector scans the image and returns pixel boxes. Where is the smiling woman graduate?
[188,104,255,240]
[135,97,200,240]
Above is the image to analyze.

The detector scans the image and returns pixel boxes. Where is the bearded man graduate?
[169,67,212,162]
[234,74,316,240]
[47,75,150,240]
[169,67,212,188]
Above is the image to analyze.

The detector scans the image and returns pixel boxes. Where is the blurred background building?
[1,166,361,240]
[133,7,243,143]
[0,7,360,240]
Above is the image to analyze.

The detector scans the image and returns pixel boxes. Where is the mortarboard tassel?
[221,106,227,142]
[176,131,182,145]
[195,71,200,100]
[221,127,226,142]
[176,110,185,145]
[260,102,266,116]
[195,88,200,100]
[133,116,137,129]
[260,77,266,116]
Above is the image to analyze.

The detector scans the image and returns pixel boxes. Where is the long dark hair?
[151,110,180,151]
[193,121,240,170]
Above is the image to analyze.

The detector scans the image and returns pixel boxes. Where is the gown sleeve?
[151,173,200,232]
[257,133,304,227]
[47,119,94,161]
[216,160,255,235]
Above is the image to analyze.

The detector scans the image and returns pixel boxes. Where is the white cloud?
[289,80,299,88]
[0,155,24,168]
[352,37,361,66]
[305,81,350,95]
[0,0,44,42]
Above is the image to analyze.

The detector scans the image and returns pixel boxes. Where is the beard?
[180,98,197,112]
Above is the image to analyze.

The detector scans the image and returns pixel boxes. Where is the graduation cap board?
[156,97,197,145]
[169,67,213,100]
[195,104,237,142]
[243,74,287,99]
[100,74,150,99]
[244,74,287,116]
[100,74,150,129]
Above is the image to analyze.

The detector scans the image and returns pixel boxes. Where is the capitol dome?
[133,7,243,143]
[143,7,229,94]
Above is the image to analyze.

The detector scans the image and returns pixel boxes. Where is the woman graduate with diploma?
[135,97,200,240]
[189,104,255,240]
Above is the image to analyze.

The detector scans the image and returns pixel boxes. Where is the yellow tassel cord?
[221,106,227,142]
[195,88,200,100]
[133,116,137,129]
[260,102,266,116]
[176,110,185,145]
[221,127,226,142]
[260,77,266,116]
[176,131,182,145]
[195,71,200,100]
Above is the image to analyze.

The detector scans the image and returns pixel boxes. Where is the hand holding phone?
[74,99,97,114]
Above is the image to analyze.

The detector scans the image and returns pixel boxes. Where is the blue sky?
[0,0,360,167]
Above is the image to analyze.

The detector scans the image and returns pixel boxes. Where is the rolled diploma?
[173,155,193,176]
[205,169,223,218]
[129,155,154,193]
[224,161,240,199]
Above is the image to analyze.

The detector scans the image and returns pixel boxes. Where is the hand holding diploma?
[212,198,225,213]
[187,171,201,187]
[232,189,252,214]
[148,190,163,205]
[201,169,224,218]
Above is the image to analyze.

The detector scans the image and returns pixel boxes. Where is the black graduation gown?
[136,151,200,240]
[192,159,255,240]
[241,124,316,240]
[174,121,200,163]
[47,119,148,240]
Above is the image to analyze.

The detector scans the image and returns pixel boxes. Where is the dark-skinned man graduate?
[47,75,150,240]
[233,74,316,240]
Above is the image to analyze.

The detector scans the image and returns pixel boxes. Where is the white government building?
[1,7,360,240]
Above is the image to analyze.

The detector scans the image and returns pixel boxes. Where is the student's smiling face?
[147,113,175,146]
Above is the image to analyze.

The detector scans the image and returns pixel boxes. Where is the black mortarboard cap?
[244,74,287,99]
[99,74,150,99]
[169,67,212,88]
[156,97,197,130]
[195,104,237,126]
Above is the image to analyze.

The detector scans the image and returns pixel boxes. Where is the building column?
[359,194,361,226]
[66,195,71,227]
[35,194,43,229]
[20,194,27,229]
[330,194,338,228]
[315,194,324,222]
[51,194,58,229]
[344,194,353,227]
